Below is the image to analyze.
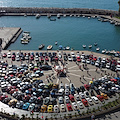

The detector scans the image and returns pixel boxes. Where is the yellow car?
[8,99,17,106]
[101,93,108,100]
[47,105,53,113]
[40,105,47,113]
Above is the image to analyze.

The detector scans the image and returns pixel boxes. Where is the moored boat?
[88,45,92,49]
[102,49,106,54]
[21,40,29,44]
[82,45,86,48]
[35,14,40,19]
[59,45,63,50]
[65,46,70,50]
[55,41,58,45]
[94,42,97,46]
[39,44,45,50]
[50,18,56,21]
[47,45,53,50]
[96,48,100,51]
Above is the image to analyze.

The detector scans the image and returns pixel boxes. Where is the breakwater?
[0,7,118,16]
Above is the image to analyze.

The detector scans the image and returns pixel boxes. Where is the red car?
[89,55,93,60]
[82,99,88,107]
[0,95,8,101]
[84,84,91,90]
[77,56,81,62]
[9,89,18,95]
[40,56,44,62]
[2,53,7,58]
[54,56,58,61]
[66,103,73,111]
[6,86,16,93]
[30,55,34,60]
[110,79,117,84]
[97,95,104,102]
[69,95,75,102]
[93,57,97,61]
[45,56,49,61]
[12,55,15,61]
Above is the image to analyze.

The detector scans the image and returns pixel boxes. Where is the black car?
[40,65,52,70]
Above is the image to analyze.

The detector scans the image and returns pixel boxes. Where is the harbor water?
[0,0,120,52]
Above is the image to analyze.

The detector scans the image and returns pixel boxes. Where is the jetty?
[0,27,22,50]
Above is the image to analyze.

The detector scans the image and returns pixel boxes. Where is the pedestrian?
[91,114,95,120]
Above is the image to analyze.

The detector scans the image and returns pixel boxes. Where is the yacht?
[47,45,53,50]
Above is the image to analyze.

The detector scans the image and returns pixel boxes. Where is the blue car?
[22,102,30,110]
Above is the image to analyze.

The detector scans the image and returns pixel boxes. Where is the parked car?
[22,102,30,110]
[66,103,73,111]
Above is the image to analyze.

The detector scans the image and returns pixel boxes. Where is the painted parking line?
[68,65,78,70]
[44,72,54,75]
[68,72,91,80]
[66,77,70,82]
[56,78,60,84]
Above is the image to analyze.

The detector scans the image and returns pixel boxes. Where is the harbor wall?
[0,7,118,16]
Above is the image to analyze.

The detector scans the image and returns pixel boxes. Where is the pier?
[0,27,22,50]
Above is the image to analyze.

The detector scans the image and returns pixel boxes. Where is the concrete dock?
[0,27,22,50]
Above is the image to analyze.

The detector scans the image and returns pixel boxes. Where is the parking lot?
[0,50,120,119]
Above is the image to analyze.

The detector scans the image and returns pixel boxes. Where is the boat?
[39,44,45,50]
[63,14,66,17]
[102,49,106,54]
[57,14,60,19]
[88,45,92,49]
[50,18,56,21]
[94,43,97,46]
[21,40,29,44]
[88,17,91,19]
[47,45,53,50]
[65,46,70,50]
[106,50,110,54]
[82,45,86,48]
[70,14,72,17]
[59,45,63,50]
[96,48,100,51]
[55,41,58,45]
[35,14,40,19]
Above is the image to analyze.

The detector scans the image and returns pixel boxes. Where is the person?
[91,114,95,120]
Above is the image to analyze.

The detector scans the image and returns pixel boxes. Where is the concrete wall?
[0,7,118,16]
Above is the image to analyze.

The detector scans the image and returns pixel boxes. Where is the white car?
[58,89,64,96]
[54,105,60,113]
[65,84,69,89]
[79,92,85,99]
[28,103,35,111]
[95,61,100,67]
[7,52,11,58]
[71,52,75,57]
[16,55,20,61]
[81,54,85,59]
[106,62,111,69]
[76,52,80,57]
[84,91,90,98]
[58,52,62,59]
[64,96,70,103]
[35,56,39,61]
[72,102,78,111]
[86,59,91,64]
[68,56,72,61]
[65,89,70,96]
[59,83,64,89]
[91,96,99,104]
[86,98,93,105]
[101,58,106,63]
[116,65,120,71]
[77,101,84,109]
[82,58,86,63]
[58,97,64,104]
[60,104,66,112]
[74,94,80,101]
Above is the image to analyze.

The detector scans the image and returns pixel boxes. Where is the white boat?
[47,45,53,50]
[82,15,85,18]
[96,48,100,51]
[57,14,60,18]
[70,14,72,17]
[21,40,29,44]
[65,46,70,50]
[102,49,106,54]
[82,45,86,48]
[88,17,90,19]
[55,41,58,45]
[106,51,110,54]
[63,14,66,17]
[39,44,45,50]
[35,14,40,19]
[88,45,92,48]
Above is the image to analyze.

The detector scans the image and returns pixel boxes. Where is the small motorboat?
[47,45,53,50]
[65,46,70,50]
[50,18,56,21]
[96,48,100,51]
[55,41,58,45]
[63,14,66,17]
[106,51,110,54]
[94,43,97,46]
[21,40,29,44]
[39,44,45,50]
[35,14,40,19]
[88,45,92,49]
[57,14,60,19]
[82,45,86,48]
[59,45,63,50]
[102,49,106,54]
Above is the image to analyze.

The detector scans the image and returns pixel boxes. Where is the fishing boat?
[39,44,45,50]
[82,45,86,48]
[55,41,58,45]
[47,45,53,50]
[88,45,92,49]
[96,48,100,51]
[94,43,97,46]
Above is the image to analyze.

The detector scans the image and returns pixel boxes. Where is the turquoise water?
[0,0,118,10]
[0,16,120,51]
